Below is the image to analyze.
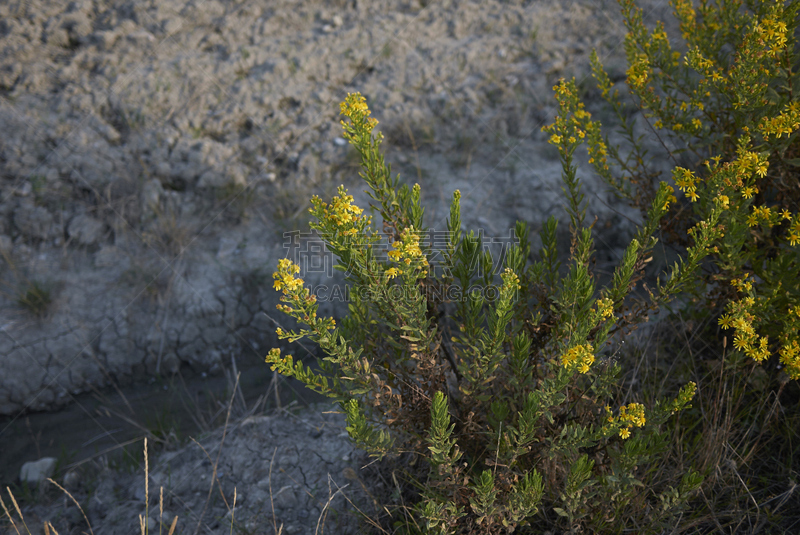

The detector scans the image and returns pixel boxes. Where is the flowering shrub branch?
[264,82,709,531]
[586,0,800,380]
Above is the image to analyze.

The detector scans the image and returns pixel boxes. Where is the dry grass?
[1,365,376,535]
[604,302,800,535]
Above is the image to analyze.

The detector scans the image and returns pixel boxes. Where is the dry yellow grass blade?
[46,479,94,535]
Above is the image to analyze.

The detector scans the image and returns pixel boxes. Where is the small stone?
[162,18,183,35]
[273,486,298,510]
[126,30,156,44]
[91,30,119,50]
[64,469,81,489]
[20,457,57,485]
[16,182,32,197]
[217,237,239,259]
[67,214,105,246]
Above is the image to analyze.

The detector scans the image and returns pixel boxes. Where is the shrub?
[585,0,800,380]
[266,1,800,531]
[265,90,713,533]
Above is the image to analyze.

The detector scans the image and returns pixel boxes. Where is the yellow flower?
[597,298,614,319]
[501,268,521,291]
[340,92,378,134]
[562,344,595,373]
[386,267,400,279]
[273,260,305,295]
[733,334,751,351]
[620,428,631,439]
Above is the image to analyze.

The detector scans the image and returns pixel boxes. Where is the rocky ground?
[7,401,400,535]
[1,0,683,532]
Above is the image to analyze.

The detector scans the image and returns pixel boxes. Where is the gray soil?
[0,0,681,532]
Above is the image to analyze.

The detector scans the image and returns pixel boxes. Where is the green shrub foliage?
[582,0,800,380]
[266,0,800,532]
[266,94,705,532]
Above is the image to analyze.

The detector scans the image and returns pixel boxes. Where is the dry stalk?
[192,372,240,535]
[45,479,94,535]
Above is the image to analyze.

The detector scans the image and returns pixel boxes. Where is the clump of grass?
[16,281,52,318]
[0,248,54,319]
[141,204,194,259]
[216,181,256,223]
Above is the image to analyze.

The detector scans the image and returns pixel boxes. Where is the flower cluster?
[340,92,380,138]
[595,297,615,320]
[753,10,789,59]
[389,226,428,267]
[718,273,771,362]
[266,347,293,373]
[543,78,609,173]
[310,185,372,237]
[780,340,800,379]
[719,272,800,378]
[673,167,700,202]
[672,0,697,42]
[746,205,782,229]
[561,343,595,374]
[271,259,335,342]
[604,402,647,440]
[273,258,304,294]
[626,53,651,91]
[759,101,800,139]
[501,268,521,292]
[787,216,800,247]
